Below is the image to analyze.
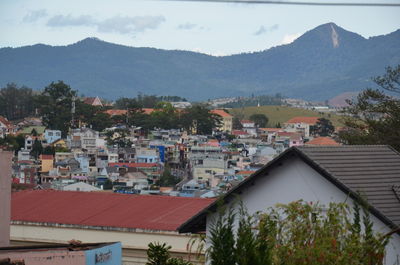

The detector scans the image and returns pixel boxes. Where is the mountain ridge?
[0,23,399,101]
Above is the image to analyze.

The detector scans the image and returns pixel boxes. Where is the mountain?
[0,23,399,101]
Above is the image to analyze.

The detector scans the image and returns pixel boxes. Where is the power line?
[161,0,400,6]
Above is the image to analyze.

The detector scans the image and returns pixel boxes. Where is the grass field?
[227,105,344,128]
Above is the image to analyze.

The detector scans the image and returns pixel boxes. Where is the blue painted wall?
[85,242,122,265]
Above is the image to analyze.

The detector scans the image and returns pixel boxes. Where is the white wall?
[206,157,400,265]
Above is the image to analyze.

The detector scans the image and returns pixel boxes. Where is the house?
[283,116,319,138]
[83,96,103,107]
[44,129,62,144]
[275,131,303,147]
[240,120,257,136]
[179,145,400,265]
[62,181,101,192]
[40,154,54,173]
[10,190,213,264]
[210,109,233,133]
[0,115,14,137]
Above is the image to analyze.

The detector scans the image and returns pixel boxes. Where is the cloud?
[253,24,279,36]
[97,16,165,34]
[281,33,301,44]
[177,23,197,30]
[254,26,267,36]
[23,9,48,23]
[46,15,94,27]
[46,14,165,34]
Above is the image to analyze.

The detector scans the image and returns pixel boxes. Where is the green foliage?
[181,104,221,135]
[30,139,43,159]
[339,65,400,151]
[207,205,236,265]
[249,113,269,128]
[159,166,180,187]
[311,118,335,136]
[147,242,193,265]
[0,83,36,120]
[105,128,132,147]
[36,81,76,136]
[0,134,25,153]
[207,200,391,265]
[115,95,187,110]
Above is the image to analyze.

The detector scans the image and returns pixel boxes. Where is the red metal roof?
[109,162,158,168]
[11,190,214,231]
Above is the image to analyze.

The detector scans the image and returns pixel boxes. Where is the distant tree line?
[115,95,186,109]
[0,81,218,137]
[220,94,283,108]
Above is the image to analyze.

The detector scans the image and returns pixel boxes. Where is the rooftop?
[285,116,319,125]
[12,190,214,231]
[210,109,232,118]
[306,137,340,146]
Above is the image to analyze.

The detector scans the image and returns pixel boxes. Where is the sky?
[0,0,399,56]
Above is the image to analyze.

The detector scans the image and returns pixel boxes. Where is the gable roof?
[12,190,214,232]
[178,145,400,233]
[285,116,319,125]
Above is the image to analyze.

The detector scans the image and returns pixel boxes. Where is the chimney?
[0,150,13,247]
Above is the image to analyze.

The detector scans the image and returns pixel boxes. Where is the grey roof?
[178,145,400,233]
[297,145,400,226]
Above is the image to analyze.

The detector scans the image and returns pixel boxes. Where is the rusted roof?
[285,116,319,124]
[11,190,214,231]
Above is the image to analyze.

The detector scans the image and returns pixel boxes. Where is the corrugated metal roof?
[297,145,400,226]
[11,190,214,231]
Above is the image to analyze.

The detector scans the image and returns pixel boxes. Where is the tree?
[159,166,180,187]
[232,117,243,130]
[339,65,400,151]
[311,118,334,136]
[249,114,269,128]
[180,104,221,135]
[30,139,43,159]
[0,83,36,120]
[147,242,193,265]
[207,200,391,265]
[36,81,77,136]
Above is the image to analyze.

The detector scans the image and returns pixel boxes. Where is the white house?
[179,145,400,265]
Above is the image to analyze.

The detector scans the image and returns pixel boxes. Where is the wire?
[161,0,400,7]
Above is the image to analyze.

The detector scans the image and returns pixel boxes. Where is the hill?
[228,105,344,128]
[0,23,399,101]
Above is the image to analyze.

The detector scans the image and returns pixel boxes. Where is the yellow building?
[210,109,233,133]
[40,154,54,173]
